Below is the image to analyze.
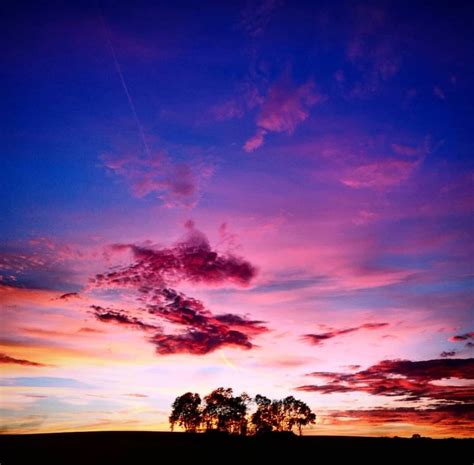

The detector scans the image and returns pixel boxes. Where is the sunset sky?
[1,1,473,437]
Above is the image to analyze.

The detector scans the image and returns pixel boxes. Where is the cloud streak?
[298,358,474,403]
[303,322,388,346]
[0,353,48,367]
[340,158,422,189]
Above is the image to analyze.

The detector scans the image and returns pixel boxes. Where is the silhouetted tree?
[170,389,316,436]
[282,396,316,435]
[251,395,316,435]
[169,392,202,432]
[251,395,275,434]
[202,387,250,434]
[229,392,251,435]
[202,387,231,431]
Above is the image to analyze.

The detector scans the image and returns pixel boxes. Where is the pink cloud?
[244,77,323,152]
[101,150,212,208]
[256,80,320,133]
[243,129,266,152]
[340,158,421,189]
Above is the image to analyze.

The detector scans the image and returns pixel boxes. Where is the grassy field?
[0,431,472,464]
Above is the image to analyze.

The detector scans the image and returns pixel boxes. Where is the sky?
[0,0,473,437]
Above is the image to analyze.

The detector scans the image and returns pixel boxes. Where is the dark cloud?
[93,223,256,290]
[297,358,474,403]
[57,292,80,301]
[449,332,474,342]
[90,224,266,355]
[345,364,362,370]
[0,353,47,367]
[150,328,254,355]
[90,306,159,332]
[147,288,212,329]
[92,287,267,355]
[77,327,104,334]
[371,358,474,381]
[214,313,267,335]
[147,287,267,355]
[440,351,457,358]
[303,322,388,346]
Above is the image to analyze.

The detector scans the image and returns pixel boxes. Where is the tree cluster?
[169,388,316,436]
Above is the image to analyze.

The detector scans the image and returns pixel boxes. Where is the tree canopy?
[169,392,202,432]
[169,388,316,435]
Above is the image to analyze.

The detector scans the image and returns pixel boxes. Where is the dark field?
[0,431,472,464]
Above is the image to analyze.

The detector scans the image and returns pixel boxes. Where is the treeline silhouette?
[169,387,316,435]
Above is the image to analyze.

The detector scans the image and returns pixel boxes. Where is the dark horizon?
[1,431,473,465]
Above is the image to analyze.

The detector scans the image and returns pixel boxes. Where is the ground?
[0,431,472,464]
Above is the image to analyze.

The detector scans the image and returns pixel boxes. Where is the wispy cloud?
[0,353,48,367]
[344,4,400,98]
[101,150,212,208]
[340,157,422,189]
[303,322,389,346]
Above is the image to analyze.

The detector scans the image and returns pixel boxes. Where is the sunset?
[1,1,473,461]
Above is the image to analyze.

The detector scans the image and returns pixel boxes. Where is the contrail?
[98,8,151,158]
